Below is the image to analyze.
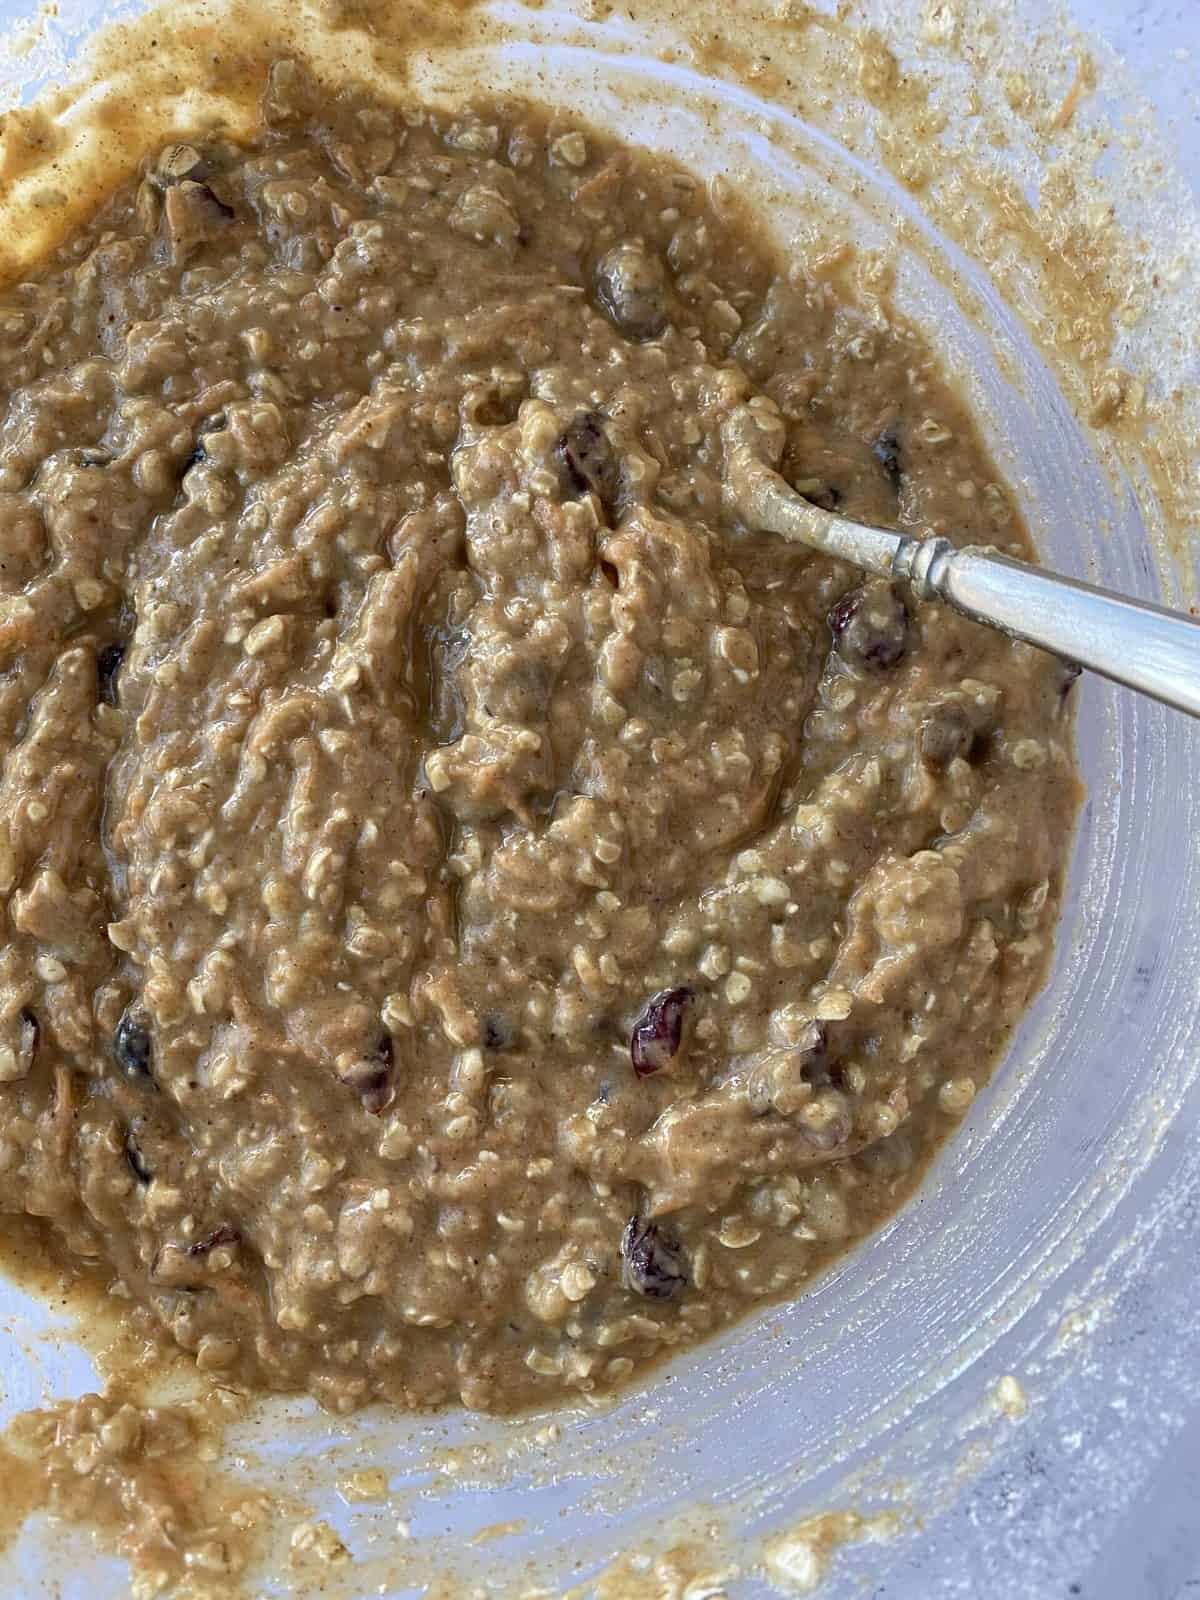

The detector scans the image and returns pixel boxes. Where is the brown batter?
[0,61,1080,1418]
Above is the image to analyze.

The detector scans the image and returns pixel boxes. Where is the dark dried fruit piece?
[621,1215,688,1301]
[113,1011,153,1079]
[630,986,693,1078]
[183,412,227,473]
[97,644,125,708]
[595,242,668,340]
[556,411,620,516]
[872,428,902,488]
[918,702,973,770]
[337,1034,394,1114]
[482,1015,514,1051]
[186,1224,239,1258]
[124,1133,153,1186]
[828,583,910,672]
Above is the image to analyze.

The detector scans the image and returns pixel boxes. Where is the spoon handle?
[893,534,1200,719]
[734,439,1200,720]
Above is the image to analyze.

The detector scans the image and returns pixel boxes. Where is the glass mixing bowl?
[0,1,1196,1594]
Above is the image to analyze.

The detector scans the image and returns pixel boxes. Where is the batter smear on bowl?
[0,62,1080,1413]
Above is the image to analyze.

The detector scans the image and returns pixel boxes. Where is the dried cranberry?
[630,987,693,1077]
[556,411,620,517]
[828,583,910,671]
[621,1215,688,1301]
[97,644,125,708]
[183,412,227,473]
[113,1011,153,1079]
[482,1015,514,1051]
[872,428,902,488]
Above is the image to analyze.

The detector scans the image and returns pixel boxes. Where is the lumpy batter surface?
[0,63,1080,1413]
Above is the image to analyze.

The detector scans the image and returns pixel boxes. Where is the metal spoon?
[724,404,1200,719]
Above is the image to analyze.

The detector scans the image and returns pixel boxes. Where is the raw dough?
[0,65,1080,1414]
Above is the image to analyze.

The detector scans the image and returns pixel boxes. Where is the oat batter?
[0,62,1080,1413]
